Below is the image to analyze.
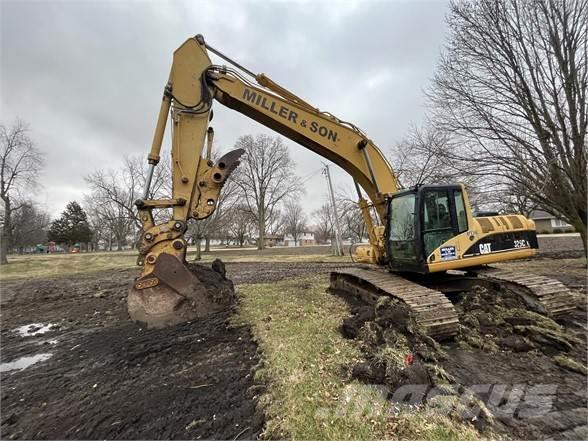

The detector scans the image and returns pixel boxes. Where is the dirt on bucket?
[128,258,237,329]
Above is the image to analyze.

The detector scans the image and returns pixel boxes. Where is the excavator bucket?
[127,254,235,328]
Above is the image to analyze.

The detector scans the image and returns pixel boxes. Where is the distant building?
[530,210,574,233]
[284,232,316,247]
[263,234,284,247]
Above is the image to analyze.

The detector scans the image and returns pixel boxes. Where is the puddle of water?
[0,353,53,372]
[14,323,56,337]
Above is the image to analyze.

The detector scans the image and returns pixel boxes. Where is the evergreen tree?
[48,201,92,246]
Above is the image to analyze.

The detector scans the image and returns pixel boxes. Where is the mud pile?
[187,258,237,307]
[342,298,443,389]
[454,286,582,358]
[339,284,587,438]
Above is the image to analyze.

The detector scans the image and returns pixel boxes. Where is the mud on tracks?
[338,277,587,440]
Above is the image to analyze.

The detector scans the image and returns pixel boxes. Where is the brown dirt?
[0,261,353,440]
[338,254,588,440]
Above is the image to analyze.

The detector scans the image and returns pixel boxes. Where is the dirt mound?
[454,285,582,356]
[343,298,448,386]
[337,283,587,439]
[128,258,236,329]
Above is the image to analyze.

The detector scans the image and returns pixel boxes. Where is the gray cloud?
[1,0,448,218]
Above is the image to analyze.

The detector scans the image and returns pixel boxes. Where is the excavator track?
[330,267,459,340]
[477,268,577,317]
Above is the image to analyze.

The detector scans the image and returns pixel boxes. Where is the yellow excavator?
[128,35,576,338]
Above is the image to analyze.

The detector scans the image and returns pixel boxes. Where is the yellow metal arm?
[137,35,402,275]
[209,70,400,222]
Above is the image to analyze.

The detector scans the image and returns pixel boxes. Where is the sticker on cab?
[440,246,457,260]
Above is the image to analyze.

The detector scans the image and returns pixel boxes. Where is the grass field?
[0,246,351,281]
[237,275,486,440]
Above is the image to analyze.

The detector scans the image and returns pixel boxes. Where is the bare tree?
[392,124,460,188]
[392,123,508,210]
[499,184,540,217]
[428,0,588,253]
[0,120,44,264]
[233,134,302,249]
[83,194,133,251]
[266,208,286,237]
[10,201,50,253]
[84,154,171,249]
[283,201,307,245]
[312,203,334,244]
[336,189,367,244]
[226,203,254,247]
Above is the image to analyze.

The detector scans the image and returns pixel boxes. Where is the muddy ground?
[0,262,353,439]
[0,236,586,440]
[341,236,587,440]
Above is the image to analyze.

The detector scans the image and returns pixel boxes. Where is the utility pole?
[323,164,344,256]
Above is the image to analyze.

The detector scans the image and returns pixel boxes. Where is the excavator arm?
[128,35,400,327]
[136,36,400,273]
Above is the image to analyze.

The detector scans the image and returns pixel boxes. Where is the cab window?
[389,193,416,260]
[453,190,468,233]
[423,192,451,230]
[422,191,454,256]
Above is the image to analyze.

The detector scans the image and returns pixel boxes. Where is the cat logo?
[479,243,492,254]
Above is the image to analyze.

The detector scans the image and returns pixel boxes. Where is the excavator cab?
[386,183,539,274]
[386,184,471,273]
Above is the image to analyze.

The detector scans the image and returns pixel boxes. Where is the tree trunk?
[193,239,202,261]
[0,235,8,264]
[257,218,265,250]
[572,219,587,257]
[205,237,210,252]
[0,198,11,265]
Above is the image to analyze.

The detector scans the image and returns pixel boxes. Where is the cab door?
[420,187,469,259]
[387,191,421,271]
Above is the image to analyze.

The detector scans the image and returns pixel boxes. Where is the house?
[530,210,575,234]
[262,234,284,247]
[284,232,316,247]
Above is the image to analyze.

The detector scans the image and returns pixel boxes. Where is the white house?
[284,232,316,247]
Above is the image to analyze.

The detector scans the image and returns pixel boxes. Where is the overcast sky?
[1,0,449,220]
